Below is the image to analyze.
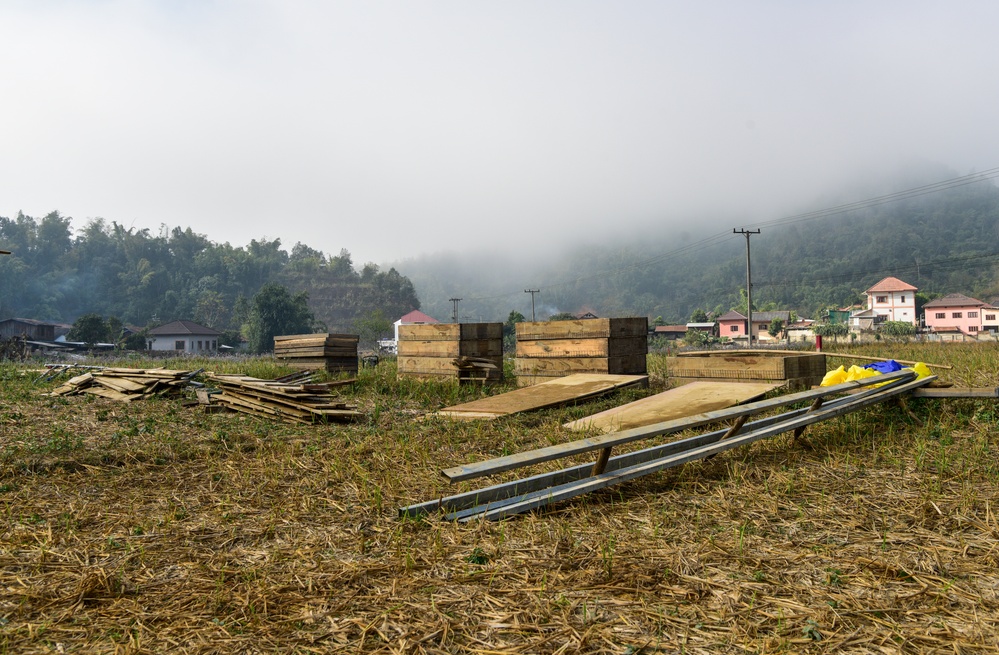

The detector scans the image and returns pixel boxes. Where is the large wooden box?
[669,352,826,389]
[274,333,359,374]
[397,323,504,383]
[515,317,648,386]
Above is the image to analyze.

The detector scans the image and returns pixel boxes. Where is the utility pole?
[734,229,761,346]
[448,297,462,323]
[524,289,540,321]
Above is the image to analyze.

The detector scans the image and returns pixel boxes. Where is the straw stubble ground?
[2,344,999,653]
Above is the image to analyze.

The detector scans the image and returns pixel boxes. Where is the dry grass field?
[3,343,999,654]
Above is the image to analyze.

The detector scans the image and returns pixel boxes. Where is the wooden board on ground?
[426,373,648,421]
[563,380,783,433]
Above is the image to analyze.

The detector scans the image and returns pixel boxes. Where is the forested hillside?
[0,215,420,333]
[399,175,999,323]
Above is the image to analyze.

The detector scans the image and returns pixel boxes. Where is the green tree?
[547,312,578,322]
[682,329,712,347]
[879,320,916,343]
[246,283,317,353]
[768,318,785,340]
[812,323,849,343]
[504,310,527,352]
[690,308,708,323]
[353,309,392,350]
[68,313,111,346]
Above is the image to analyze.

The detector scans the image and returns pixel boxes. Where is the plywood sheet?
[427,373,648,421]
[563,380,783,433]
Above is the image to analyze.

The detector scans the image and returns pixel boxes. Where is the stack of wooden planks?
[205,374,362,424]
[49,367,195,401]
[397,323,504,383]
[669,352,827,389]
[274,333,359,374]
[514,317,648,386]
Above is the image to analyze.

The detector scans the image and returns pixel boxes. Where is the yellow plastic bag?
[845,365,878,382]
[820,365,847,386]
[902,362,931,380]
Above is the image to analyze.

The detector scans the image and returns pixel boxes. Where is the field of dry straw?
[3,343,999,654]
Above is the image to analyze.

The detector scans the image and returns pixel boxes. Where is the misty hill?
[395,170,999,323]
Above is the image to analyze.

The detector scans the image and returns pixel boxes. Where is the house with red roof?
[923,293,989,336]
[380,310,439,353]
[853,276,918,327]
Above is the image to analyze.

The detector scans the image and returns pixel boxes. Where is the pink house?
[716,310,793,342]
[717,310,748,339]
[923,294,987,336]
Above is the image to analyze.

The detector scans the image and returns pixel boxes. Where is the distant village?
[1,276,994,356]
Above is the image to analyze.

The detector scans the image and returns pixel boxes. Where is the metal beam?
[441,369,917,483]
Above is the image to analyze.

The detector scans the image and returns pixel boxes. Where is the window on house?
[952,312,963,319]
[174,340,185,350]
[901,296,906,302]
[875,295,888,303]
[935,313,946,319]
[987,314,996,321]
[730,325,738,332]
[970,325,979,332]
[969,311,979,318]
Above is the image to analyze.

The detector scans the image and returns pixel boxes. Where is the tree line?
[0,213,420,351]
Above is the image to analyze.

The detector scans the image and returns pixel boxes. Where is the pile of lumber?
[397,323,504,383]
[515,317,648,386]
[204,374,362,424]
[274,333,359,374]
[49,367,195,401]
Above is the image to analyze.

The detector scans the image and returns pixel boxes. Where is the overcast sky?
[3,1,998,265]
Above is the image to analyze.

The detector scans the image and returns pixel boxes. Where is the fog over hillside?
[393,163,999,323]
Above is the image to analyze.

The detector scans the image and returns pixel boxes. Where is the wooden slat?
[441,369,917,482]
[397,339,503,358]
[514,354,647,376]
[911,387,999,398]
[516,336,647,358]
[515,317,648,340]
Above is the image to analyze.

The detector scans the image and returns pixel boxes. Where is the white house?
[147,320,222,353]
[854,276,918,327]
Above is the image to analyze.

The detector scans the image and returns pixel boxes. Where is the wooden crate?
[669,352,826,389]
[514,317,648,386]
[274,333,359,374]
[397,323,504,383]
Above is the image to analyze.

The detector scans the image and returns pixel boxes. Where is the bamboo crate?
[274,333,359,374]
[515,317,648,386]
[397,323,504,383]
[668,352,826,389]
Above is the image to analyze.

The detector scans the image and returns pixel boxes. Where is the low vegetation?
[2,343,999,653]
